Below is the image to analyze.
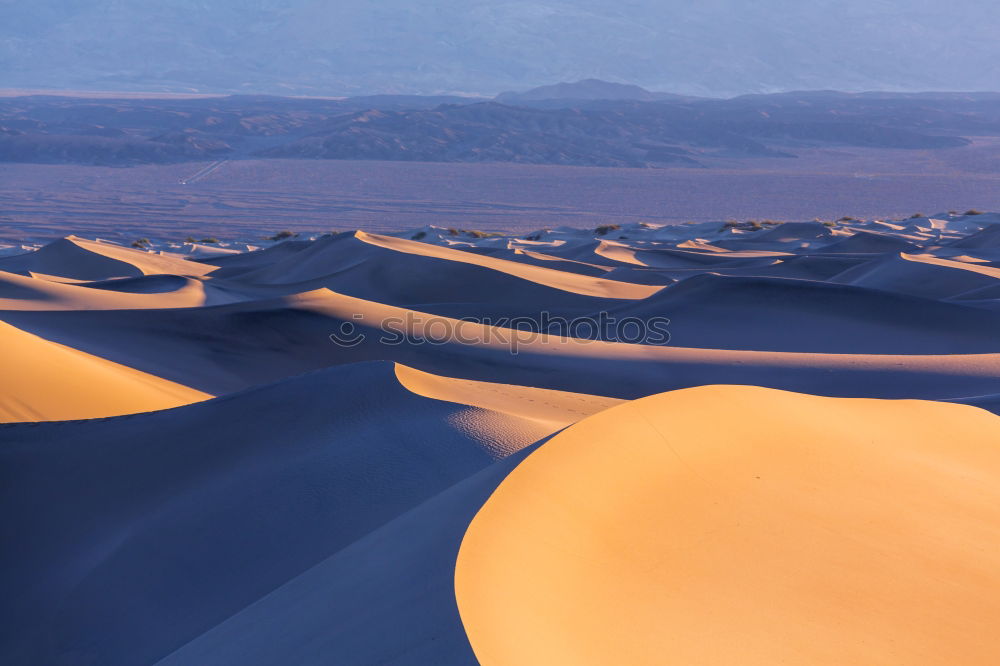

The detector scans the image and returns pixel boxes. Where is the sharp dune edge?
[3,213,1000,664]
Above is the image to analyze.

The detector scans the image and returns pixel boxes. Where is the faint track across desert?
[180,159,228,185]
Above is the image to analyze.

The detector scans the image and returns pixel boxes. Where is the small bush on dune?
[908,212,925,219]
[838,216,857,222]
[822,221,836,227]
[720,220,763,232]
[964,209,985,216]
[447,228,460,236]
[463,229,503,238]
[595,224,621,236]
[184,236,197,243]
[200,237,219,244]
[411,231,427,240]
[131,238,150,248]
[266,230,298,241]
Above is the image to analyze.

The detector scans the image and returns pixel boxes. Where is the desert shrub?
[267,230,298,241]
[720,220,762,231]
[822,221,836,227]
[964,209,985,216]
[131,238,150,248]
[411,231,427,240]
[525,233,542,241]
[199,237,219,244]
[908,213,925,219]
[838,216,857,222]
[463,229,503,238]
[594,224,621,236]
[446,228,459,236]
[184,236,197,243]
[638,222,651,228]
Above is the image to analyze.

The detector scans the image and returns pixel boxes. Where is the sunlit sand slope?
[457,386,1000,665]
[0,320,209,422]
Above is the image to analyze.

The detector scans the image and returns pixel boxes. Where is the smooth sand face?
[0,320,210,422]
[456,385,1000,665]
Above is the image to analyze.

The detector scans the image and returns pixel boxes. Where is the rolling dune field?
[3,212,1000,664]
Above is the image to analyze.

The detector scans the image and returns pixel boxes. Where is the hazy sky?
[2,0,999,96]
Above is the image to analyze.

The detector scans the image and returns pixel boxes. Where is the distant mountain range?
[2,1,1000,97]
[1,87,994,168]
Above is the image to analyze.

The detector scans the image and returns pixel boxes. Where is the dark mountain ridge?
[0,87,990,168]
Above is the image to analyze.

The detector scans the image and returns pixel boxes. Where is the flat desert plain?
[4,152,1000,241]
[3,213,1000,664]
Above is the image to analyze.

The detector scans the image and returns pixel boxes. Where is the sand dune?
[831,252,1000,300]
[818,229,921,254]
[0,236,214,281]
[610,272,1000,353]
[191,231,661,319]
[6,285,1000,403]
[157,443,537,666]
[6,286,1000,403]
[4,214,1000,665]
[0,319,209,422]
[457,386,1000,665]
[0,269,241,310]
[0,361,613,665]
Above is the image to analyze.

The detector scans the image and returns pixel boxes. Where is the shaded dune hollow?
[2,214,1000,665]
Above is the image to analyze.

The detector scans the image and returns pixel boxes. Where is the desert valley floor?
[3,214,1000,664]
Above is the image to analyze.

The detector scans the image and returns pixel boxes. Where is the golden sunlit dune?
[456,385,1000,665]
[0,320,210,422]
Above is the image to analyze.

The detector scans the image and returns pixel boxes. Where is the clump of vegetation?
[838,216,857,222]
[130,238,150,248]
[964,209,985,216]
[524,233,542,241]
[446,228,460,236]
[199,237,219,244]
[908,212,925,219]
[721,220,763,232]
[266,230,298,241]
[184,236,197,243]
[594,224,621,236]
[411,231,427,240]
[638,222,652,229]
[463,229,503,239]
[822,221,836,227]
